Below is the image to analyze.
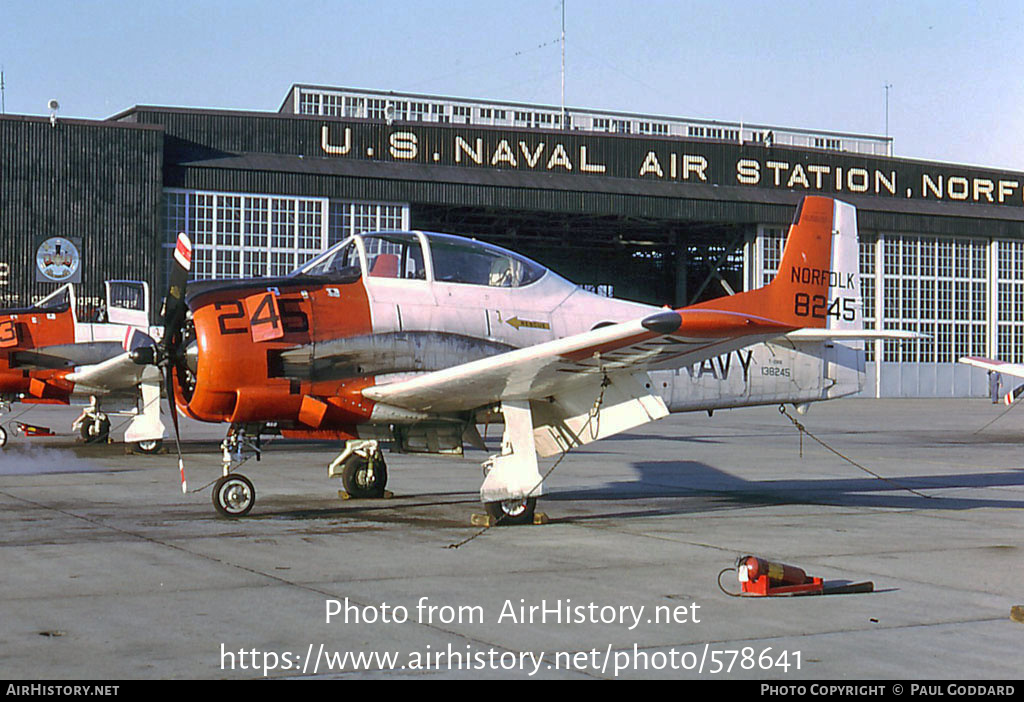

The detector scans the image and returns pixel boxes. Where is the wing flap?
[531,370,668,457]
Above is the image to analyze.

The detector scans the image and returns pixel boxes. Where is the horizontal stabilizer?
[959,356,1024,382]
[783,329,928,342]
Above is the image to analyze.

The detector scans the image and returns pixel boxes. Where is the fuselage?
[179,230,864,436]
[0,291,78,402]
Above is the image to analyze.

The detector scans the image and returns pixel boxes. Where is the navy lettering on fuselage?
[683,349,754,383]
[790,267,856,290]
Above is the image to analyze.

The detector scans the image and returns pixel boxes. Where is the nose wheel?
[339,452,388,499]
[212,474,256,518]
[133,439,163,454]
[79,415,111,444]
[484,497,537,526]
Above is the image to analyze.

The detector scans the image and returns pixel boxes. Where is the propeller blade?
[163,233,193,354]
[163,232,192,493]
[165,364,186,493]
[1003,384,1024,406]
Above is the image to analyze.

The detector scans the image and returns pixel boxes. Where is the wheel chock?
[338,490,393,500]
[1011,606,1024,624]
[124,445,168,455]
[470,511,549,527]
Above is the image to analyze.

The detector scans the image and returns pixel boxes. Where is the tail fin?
[690,195,860,330]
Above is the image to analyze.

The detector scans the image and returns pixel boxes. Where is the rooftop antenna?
[48,98,59,128]
[884,82,893,155]
[560,0,566,129]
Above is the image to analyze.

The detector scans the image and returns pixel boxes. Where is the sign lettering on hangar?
[319,123,1024,206]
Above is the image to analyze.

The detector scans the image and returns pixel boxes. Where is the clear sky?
[3,0,1023,171]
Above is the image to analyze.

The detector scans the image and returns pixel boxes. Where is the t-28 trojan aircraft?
[144,195,912,520]
[0,281,165,451]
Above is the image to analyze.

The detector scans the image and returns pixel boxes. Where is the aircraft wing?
[65,351,154,393]
[9,342,124,370]
[959,356,1024,381]
[363,308,793,414]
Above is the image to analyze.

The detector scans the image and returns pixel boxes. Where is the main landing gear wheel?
[0,425,6,448]
[133,439,163,454]
[340,453,388,499]
[80,417,111,444]
[212,474,256,518]
[484,497,537,526]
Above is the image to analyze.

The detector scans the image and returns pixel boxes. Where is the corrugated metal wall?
[0,116,163,319]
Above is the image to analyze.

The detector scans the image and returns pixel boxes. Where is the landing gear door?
[105,280,150,328]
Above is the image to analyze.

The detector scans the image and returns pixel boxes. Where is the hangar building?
[2,84,1023,398]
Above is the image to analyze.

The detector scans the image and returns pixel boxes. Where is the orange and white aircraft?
[146,195,914,520]
[0,281,165,451]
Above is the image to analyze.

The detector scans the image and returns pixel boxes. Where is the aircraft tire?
[0,425,6,448]
[212,474,256,518]
[80,417,111,444]
[134,439,163,454]
[341,454,388,499]
[484,497,536,526]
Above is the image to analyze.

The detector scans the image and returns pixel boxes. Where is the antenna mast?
[560,0,566,128]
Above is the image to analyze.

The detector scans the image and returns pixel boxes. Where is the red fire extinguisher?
[737,555,811,586]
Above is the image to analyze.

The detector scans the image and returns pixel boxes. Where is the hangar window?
[300,92,320,115]
[859,236,876,361]
[344,97,365,118]
[323,94,343,116]
[163,190,408,284]
[880,234,987,364]
[367,99,388,120]
[410,102,429,121]
[428,236,545,287]
[758,226,787,286]
[997,240,1024,362]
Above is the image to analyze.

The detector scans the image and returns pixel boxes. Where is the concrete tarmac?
[0,399,1021,680]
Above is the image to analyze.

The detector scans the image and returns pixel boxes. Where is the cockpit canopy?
[293,231,550,288]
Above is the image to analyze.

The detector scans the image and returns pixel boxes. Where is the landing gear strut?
[479,401,544,525]
[330,439,388,498]
[210,425,262,518]
[74,399,110,444]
